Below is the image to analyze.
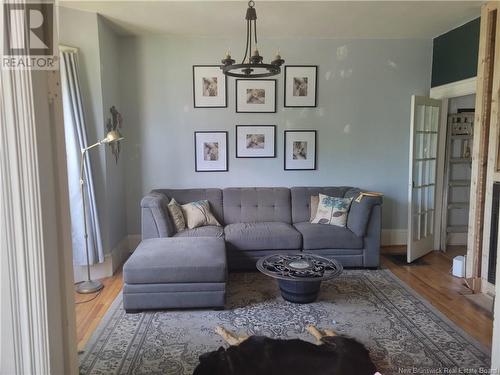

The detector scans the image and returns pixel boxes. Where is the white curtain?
[60,50,104,265]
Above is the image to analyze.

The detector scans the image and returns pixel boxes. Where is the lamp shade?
[102,130,124,144]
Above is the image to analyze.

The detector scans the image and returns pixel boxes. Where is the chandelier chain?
[221,0,284,78]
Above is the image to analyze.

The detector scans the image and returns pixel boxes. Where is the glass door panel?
[408,96,442,262]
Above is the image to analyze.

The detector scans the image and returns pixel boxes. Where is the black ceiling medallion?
[221,0,284,78]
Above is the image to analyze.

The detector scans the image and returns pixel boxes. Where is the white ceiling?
[59,1,482,39]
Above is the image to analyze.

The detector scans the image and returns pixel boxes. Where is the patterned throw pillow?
[181,200,221,229]
[167,198,186,233]
[311,194,353,227]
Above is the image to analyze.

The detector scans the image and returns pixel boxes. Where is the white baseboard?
[73,254,113,283]
[73,235,135,283]
[128,234,141,252]
[110,236,133,275]
[381,229,407,246]
[73,230,408,281]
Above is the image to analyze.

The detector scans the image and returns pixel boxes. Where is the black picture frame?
[236,125,277,158]
[194,131,229,172]
[192,65,228,108]
[284,130,317,170]
[284,65,318,108]
[236,79,277,113]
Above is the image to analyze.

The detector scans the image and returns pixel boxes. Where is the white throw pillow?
[311,194,353,227]
[181,200,221,229]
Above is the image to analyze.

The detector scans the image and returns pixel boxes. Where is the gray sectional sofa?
[123,187,382,311]
[141,187,382,269]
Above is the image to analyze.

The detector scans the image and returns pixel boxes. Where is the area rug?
[80,269,490,375]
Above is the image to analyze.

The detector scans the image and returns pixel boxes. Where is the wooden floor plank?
[74,250,493,351]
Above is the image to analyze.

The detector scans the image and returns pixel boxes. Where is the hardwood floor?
[74,248,493,351]
[74,270,123,351]
[381,247,493,349]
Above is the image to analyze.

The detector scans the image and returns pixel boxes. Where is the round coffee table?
[256,253,343,304]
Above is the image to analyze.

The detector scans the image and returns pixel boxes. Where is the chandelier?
[221,1,284,78]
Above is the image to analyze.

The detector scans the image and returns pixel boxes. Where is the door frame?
[0,9,78,374]
[429,77,477,252]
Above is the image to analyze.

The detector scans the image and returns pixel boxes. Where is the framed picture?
[284,66,318,108]
[284,130,317,170]
[236,79,276,113]
[193,65,227,108]
[236,125,276,158]
[194,131,228,172]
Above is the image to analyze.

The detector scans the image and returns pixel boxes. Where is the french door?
[407,96,442,262]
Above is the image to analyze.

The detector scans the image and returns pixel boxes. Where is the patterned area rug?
[80,270,490,375]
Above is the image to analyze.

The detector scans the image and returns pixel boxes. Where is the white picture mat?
[236,80,276,112]
[195,132,227,171]
[285,66,317,107]
[193,66,226,107]
[285,131,316,170]
[237,126,275,157]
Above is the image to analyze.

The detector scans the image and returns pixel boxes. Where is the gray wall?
[98,16,128,250]
[118,36,432,234]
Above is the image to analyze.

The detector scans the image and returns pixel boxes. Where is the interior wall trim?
[0,12,77,375]
[429,77,477,99]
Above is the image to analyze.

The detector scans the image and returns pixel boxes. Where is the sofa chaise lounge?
[123,187,382,311]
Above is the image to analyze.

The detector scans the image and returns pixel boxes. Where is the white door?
[408,96,442,262]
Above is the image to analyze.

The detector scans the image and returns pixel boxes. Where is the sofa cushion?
[174,225,224,238]
[123,237,226,284]
[291,187,353,223]
[223,187,292,224]
[152,188,224,225]
[293,222,363,250]
[224,222,302,251]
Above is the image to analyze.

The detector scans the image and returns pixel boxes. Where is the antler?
[306,325,337,344]
[215,326,249,346]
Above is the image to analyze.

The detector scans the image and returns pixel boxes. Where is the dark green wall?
[431,18,480,87]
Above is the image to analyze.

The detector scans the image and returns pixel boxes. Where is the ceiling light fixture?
[221,0,284,78]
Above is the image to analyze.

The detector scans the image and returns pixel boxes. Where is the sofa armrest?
[345,188,383,237]
[363,205,381,268]
[141,192,174,240]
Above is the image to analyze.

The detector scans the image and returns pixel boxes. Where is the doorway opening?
[439,94,476,262]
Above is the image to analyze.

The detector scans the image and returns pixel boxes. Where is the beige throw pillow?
[181,200,221,229]
[167,198,186,233]
[311,194,353,227]
[310,195,319,221]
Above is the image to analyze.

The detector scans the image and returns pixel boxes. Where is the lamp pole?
[76,131,124,294]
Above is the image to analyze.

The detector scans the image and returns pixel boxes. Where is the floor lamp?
[76,130,124,294]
